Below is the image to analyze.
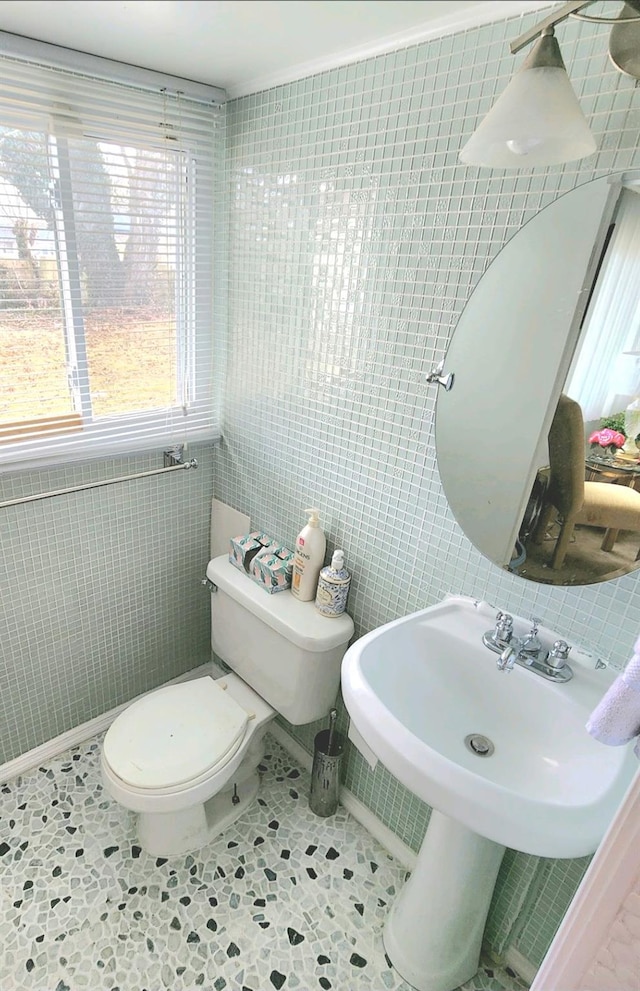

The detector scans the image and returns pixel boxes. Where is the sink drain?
[465,734,495,757]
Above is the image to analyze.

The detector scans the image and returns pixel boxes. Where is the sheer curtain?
[566,186,640,423]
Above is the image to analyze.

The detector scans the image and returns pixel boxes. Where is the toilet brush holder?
[309,727,344,817]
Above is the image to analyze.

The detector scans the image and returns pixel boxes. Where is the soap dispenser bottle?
[315,549,351,617]
[291,508,326,601]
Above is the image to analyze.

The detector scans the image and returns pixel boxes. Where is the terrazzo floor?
[0,733,529,991]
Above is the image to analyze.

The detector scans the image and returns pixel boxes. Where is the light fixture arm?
[510,1,596,55]
[573,0,640,22]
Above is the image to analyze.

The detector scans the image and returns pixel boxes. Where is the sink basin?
[342,594,634,858]
[341,594,637,991]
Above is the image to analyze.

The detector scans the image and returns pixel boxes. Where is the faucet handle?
[521,616,544,656]
[548,640,571,669]
[495,611,513,639]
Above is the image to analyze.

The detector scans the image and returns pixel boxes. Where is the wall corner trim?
[0,663,215,786]
[268,722,417,871]
[531,764,640,991]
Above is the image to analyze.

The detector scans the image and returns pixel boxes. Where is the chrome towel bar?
[0,457,198,510]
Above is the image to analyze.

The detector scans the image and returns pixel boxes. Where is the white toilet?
[101,554,354,856]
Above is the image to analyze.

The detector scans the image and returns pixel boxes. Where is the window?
[0,41,223,467]
[566,185,640,424]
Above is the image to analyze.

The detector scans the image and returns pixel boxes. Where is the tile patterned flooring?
[0,734,529,991]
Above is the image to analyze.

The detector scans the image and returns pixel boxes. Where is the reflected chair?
[533,394,640,569]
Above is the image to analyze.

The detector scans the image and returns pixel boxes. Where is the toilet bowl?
[101,553,354,856]
[101,672,274,855]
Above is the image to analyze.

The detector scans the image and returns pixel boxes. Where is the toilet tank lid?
[206,555,354,651]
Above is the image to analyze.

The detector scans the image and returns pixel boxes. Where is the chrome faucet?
[483,611,573,683]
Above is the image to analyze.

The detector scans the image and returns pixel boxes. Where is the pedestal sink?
[341,595,636,991]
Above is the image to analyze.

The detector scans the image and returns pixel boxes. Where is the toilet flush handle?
[201,577,217,593]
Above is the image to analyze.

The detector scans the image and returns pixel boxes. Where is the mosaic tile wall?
[0,443,215,765]
[215,6,640,974]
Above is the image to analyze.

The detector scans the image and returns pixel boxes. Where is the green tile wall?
[0,443,215,765]
[216,6,640,975]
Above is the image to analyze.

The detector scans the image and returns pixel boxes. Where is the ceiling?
[0,0,554,98]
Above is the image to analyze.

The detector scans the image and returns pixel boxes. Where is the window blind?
[0,42,224,468]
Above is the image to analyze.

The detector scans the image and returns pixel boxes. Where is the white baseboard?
[3,694,413,874]
[504,947,537,986]
[339,786,417,872]
[0,662,215,785]
[269,722,416,871]
[268,722,313,773]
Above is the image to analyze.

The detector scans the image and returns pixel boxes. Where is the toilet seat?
[103,676,249,789]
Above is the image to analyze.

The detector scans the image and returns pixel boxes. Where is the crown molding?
[227,1,556,99]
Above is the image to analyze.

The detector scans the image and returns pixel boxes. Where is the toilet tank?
[206,555,354,725]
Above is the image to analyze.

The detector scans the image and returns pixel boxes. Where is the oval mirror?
[436,171,640,587]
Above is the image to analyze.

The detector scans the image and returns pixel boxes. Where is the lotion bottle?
[291,508,326,601]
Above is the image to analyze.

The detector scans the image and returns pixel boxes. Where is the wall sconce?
[459,1,640,168]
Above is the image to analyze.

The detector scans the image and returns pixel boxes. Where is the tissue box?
[249,544,294,593]
[229,532,273,573]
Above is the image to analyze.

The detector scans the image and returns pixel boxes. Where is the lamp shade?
[460,41,597,168]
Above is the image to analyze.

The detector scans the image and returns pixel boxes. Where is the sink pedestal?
[383,810,506,991]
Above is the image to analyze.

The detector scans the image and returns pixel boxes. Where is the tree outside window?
[0,125,183,435]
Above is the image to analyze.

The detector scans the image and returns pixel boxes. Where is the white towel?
[586,640,640,758]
